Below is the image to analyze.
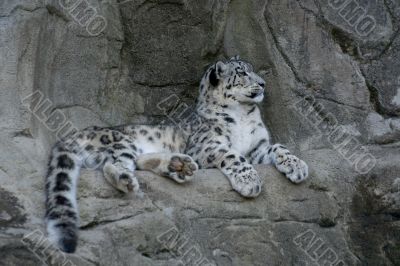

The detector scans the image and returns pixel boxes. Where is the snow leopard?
[45,56,309,253]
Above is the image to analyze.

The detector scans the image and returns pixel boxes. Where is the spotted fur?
[45,56,308,253]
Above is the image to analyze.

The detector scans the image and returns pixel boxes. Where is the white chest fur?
[228,107,270,155]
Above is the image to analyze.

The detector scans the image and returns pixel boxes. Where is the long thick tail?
[45,142,82,253]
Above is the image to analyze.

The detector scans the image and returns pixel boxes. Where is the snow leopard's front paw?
[164,155,198,183]
[231,167,263,198]
[275,153,308,184]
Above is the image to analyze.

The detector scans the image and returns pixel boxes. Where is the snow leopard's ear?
[230,55,240,61]
[209,61,228,87]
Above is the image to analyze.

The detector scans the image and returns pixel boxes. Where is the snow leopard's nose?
[257,81,265,88]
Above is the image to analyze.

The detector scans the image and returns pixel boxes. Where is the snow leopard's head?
[200,56,266,105]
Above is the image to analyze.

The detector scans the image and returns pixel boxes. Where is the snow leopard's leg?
[189,136,262,198]
[97,130,140,194]
[102,146,140,194]
[136,153,198,183]
[247,139,309,183]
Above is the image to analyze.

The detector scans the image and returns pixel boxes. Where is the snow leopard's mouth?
[247,91,264,98]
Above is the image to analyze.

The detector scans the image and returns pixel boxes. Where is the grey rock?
[366,112,400,144]
[1,165,361,266]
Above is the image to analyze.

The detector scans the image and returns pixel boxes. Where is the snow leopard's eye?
[237,60,253,73]
[237,71,248,77]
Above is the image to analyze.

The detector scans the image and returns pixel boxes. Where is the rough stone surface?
[0,0,399,265]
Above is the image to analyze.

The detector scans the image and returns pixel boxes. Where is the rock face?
[0,0,399,265]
